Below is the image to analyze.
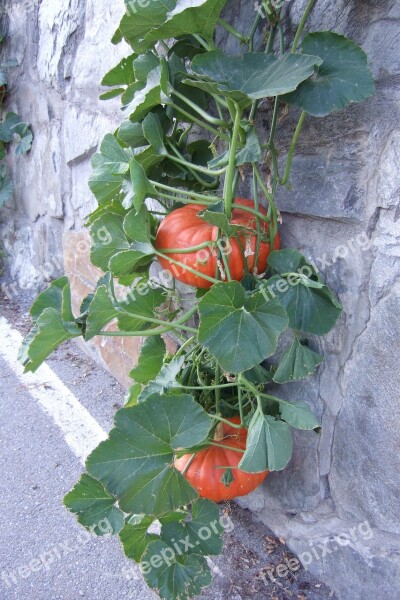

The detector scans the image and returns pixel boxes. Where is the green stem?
[268,97,281,181]
[193,34,213,51]
[154,249,220,285]
[174,336,197,358]
[280,110,306,185]
[151,181,219,203]
[291,0,316,53]
[166,145,226,177]
[182,453,196,475]
[100,306,198,337]
[265,25,277,54]
[212,414,243,429]
[180,382,238,391]
[215,365,222,414]
[249,13,262,51]
[161,241,216,254]
[171,87,229,128]
[232,201,270,223]
[223,104,242,218]
[252,165,262,268]
[208,442,244,454]
[168,102,230,142]
[218,18,248,44]
[155,191,213,206]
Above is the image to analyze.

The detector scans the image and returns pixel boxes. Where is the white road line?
[0,316,107,465]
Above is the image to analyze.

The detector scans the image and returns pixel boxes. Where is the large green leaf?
[263,274,342,336]
[85,282,118,340]
[264,249,342,335]
[64,474,125,536]
[90,213,131,271]
[161,499,223,557]
[119,516,158,562]
[86,393,212,515]
[273,337,323,384]
[283,32,375,117]
[130,336,166,384]
[239,411,292,472]
[29,276,70,321]
[19,308,81,373]
[98,134,132,175]
[142,541,212,600]
[118,0,226,53]
[188,51,322,107]
[122,65,167,122]
[117,287,167,332]
[198,282,288,373]
[101,54,137,87]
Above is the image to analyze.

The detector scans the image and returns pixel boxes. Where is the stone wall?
[1,1,399,598]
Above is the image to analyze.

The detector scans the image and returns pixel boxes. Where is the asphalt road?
[0,297,336,600]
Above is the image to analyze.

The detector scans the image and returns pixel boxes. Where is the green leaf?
[235,125,262,166]
[89,153,125,205]
[123,206,155,248]
[90,213,130,271]
[11,121,33,155]
[264,249,342,335]
[119,0,226,53]
[85,281,118,340]
[142,112,167,155]
[29,276,70,321]
[142,540,212,600]
[64,474,124,536]
[101,54,136,87]
[119,516,158,562]
[244,364,273,385]
[198,202,237,237]
[283,32,375,117]
[100,88,125,100]
[122,65,167,122]
[274,338,323,384]
[133,52,160,81]
[118,287,167,332]
[19,308,81,373]
[198,282,288,374]
[130,336,166,384]
[279,400,320,430]
[108,249,154,277]
[0,112,21,143]
[138,356,185,401]
[98,133,131,175]
[117,120,147,147]
[239,412,293,472]
[0,172,13,207]
[127,157,156,211]
[189,51,322,107]
[86,393,213,515]
[161,498,223,556]
[263,274,342,336]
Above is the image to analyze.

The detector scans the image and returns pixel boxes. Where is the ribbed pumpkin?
[155,198,280,289]
[174,417,269,502]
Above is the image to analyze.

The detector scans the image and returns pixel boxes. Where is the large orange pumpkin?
[174,417,269,502]
[155,198,280,288]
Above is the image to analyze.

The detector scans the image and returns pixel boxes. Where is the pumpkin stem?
[214,422,225,442]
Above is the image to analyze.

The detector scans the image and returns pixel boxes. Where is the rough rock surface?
[0,1,399,598]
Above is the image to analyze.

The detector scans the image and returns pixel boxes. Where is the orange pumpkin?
[175,417,269,502]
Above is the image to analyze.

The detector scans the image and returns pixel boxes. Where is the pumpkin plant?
[19,1,374,598]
